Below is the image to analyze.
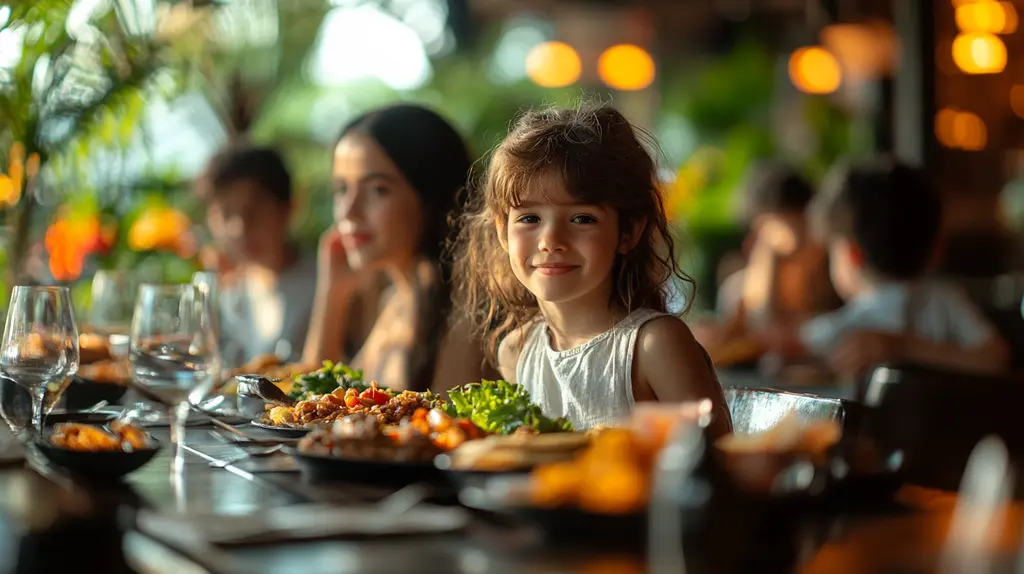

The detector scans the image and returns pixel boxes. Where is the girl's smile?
[533,261,580,276]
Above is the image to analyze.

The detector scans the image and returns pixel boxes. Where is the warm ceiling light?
[821,21,899,80]
[525,41,581,88]
[953,111,987,150]
[598,44,656,91]
[788,46,842,94]
[1010,85,1024,119]
[935,107,959,148]
[935,107,987,150]
[955,1,1018,34]
[952,32,1007,74]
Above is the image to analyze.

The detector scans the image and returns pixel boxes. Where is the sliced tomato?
[359,387,391,405]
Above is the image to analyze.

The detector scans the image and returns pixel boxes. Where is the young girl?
[452,104,731,436]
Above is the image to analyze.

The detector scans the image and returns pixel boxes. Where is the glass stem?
[31,384,47,438]
[170,401,190,474]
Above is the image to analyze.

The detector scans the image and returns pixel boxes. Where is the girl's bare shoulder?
[496,319,542,382]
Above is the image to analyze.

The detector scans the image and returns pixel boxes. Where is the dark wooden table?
[0,416,1012,573]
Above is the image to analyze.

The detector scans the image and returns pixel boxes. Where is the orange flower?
[44,212,106,281]
[128,206,191,252]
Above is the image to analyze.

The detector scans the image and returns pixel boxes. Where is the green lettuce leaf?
[441,380,573,434]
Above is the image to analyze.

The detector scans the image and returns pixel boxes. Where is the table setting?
[1,281,1024,573]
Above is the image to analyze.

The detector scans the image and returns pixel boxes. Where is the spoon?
[236,375,296,407]
[209,445,284,469]
[82,400,109,413]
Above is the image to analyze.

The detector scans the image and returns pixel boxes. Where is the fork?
[209,445,284,469]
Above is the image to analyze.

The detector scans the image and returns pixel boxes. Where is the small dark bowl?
[35,438,161,482]
[45,411,118,426]
[63,376,129,410]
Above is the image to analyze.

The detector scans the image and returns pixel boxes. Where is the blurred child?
[453,104,731,436]
[694,164,839,356]
[197,144,317,367]
[782,156,1008,377]
[718,163,839,322]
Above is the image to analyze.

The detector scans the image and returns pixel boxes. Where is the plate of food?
[288,407,487,486]
[65,360,131,409]
[715,409,904,507]
[434,432,591,490]
[254,382,443,434]
[36,421,161,481]
[78,332,113,365]
[457,427,655,545]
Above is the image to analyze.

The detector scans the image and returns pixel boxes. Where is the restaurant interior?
[2,0,1024,572]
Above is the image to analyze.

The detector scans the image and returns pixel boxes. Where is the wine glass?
[89,270,135,336]
[0,286,81,436]
[129,283,220,472]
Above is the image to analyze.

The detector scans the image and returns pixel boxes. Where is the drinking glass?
[0,286,80,436]
[89,270,135,336]
[129,284,219,472]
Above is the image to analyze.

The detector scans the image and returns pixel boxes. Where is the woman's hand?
[317,227,360,294]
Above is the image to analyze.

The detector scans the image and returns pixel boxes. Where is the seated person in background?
[198,144,318,367]
[694,163,839,358]
[776,156,1009,377]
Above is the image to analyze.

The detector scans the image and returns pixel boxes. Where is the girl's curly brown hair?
[450,103,694,363]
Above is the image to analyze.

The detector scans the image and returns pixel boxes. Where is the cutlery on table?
[209,445,284,469]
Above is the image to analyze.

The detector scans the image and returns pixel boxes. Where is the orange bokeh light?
[127,206,192,254]
[935,107,987,151]
[44,213,112,282]
[1011,85,1024,119]
[598,44,656,91]
[788,46,842,94]
[956,1,1018,34]
[525,41,581,88]
[952,32,1007,74]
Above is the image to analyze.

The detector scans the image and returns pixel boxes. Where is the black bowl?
[63,377,128,410]
[45,411,118,425]
[35,439,161,482]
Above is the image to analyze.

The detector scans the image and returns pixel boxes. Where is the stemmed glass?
[129,283,219,473]
[89,270,135,361]
[89,270,135,336]
[0,286,81,436]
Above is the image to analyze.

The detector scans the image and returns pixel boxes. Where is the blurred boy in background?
[695,163,838,356]
[197,144,318,367]
[781,157,1008,376]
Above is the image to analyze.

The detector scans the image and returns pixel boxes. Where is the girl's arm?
[633,316,733,440]
[828,330,1010,377]
[899,333,1009,375]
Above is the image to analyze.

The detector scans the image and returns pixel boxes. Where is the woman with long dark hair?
[302,104,484,391]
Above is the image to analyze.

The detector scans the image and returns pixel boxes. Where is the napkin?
[136,503,469,546]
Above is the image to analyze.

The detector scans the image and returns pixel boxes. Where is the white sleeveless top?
[516,308,668,430]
